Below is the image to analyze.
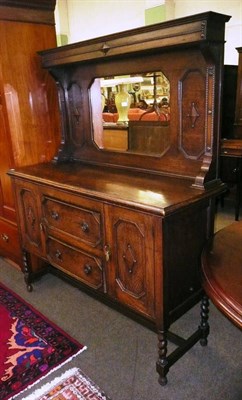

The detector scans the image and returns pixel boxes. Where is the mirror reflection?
[91,71,171,156]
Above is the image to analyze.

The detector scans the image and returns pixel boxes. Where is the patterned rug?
[0,282,86,400]
[24,368,111,400]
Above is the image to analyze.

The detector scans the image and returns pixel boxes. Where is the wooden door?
[0,1,60,265]
[104,205,156,319]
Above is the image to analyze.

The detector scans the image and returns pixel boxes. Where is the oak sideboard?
[9,11,230,385]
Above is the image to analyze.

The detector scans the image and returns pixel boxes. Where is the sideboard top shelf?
[39,11,230,68]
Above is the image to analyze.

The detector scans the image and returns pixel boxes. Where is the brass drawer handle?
[51,210,59,220]
[1,233,9,242]
[81,222,89,233]
[55,249,62,261]
[84,264,92,275]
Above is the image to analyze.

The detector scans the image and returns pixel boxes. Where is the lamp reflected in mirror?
[100,76,144,124]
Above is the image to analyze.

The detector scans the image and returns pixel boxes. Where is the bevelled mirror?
[90,71,170,156]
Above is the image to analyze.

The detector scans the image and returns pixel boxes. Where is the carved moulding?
[178,65,215,187]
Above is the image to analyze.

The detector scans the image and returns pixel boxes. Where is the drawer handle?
[51,211,59,220]
[55,249,62,261]
[84,264,92,275]
[81,222,89,233]
[1,233,9,242]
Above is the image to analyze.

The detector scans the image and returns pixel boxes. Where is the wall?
[55,0,242,65]
[55,0,145,43]
[174,0,242,64]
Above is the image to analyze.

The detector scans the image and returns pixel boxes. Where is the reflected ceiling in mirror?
[90,71,171,156]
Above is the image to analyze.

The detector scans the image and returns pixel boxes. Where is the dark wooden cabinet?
[9,12,230,385]
[220,48,242,220]
[221,65,238,139]
[0,0,60,266]
[234,47,242,138]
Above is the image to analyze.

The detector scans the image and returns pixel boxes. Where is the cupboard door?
[14,181,44,257]
[105,205,156,319]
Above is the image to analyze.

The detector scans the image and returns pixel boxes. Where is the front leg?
[22,250,33,292]
[156,329,169,386]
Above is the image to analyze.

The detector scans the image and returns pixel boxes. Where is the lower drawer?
[0,218,22,265]
[46,237,104,291]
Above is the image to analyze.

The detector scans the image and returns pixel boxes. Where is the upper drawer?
[42,195,102,248]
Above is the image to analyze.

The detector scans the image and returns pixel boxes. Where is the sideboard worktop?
[10,162,222,215]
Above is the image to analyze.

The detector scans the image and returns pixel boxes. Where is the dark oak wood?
[201,221,242,330]
[0,0,60,265]
[9,12,230,385]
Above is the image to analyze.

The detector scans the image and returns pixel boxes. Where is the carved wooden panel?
[105,205,155,318]
[19,188,42,250]
[67,82,85,146]
[115,220,145,297]
[53,79,85,161]
[179,69,206,159]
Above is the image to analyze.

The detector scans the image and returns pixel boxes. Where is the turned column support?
[156,329,169,386]
[199,294,210,346]
[22,250,33,292]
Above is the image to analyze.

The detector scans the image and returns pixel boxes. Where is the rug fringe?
[23,368,79,400]
[8,346,87,400]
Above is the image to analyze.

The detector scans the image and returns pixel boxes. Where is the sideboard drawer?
[46,237,104,291]
[42,196,102,248]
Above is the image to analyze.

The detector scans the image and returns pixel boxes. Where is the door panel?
[105,205,156,318]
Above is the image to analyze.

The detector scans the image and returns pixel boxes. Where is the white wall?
[56,0,146,43]
[55,0,242,64]
[174,0,242,65]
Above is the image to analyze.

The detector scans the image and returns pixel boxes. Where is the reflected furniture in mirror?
[9,12,230,385]
[93,71,170,153]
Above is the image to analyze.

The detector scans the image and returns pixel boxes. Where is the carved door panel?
[105,205,156,319]
[14,181,44,257]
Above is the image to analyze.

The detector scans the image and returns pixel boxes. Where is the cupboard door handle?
[81,222,89,233]
[55,249,62,261]
[84,264,92,275]
[104,244,111,262]
[51,211,59,220]
[1,233,9,242]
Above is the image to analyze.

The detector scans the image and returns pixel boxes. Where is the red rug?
[0,282,86,400]
[24,367,111,400]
